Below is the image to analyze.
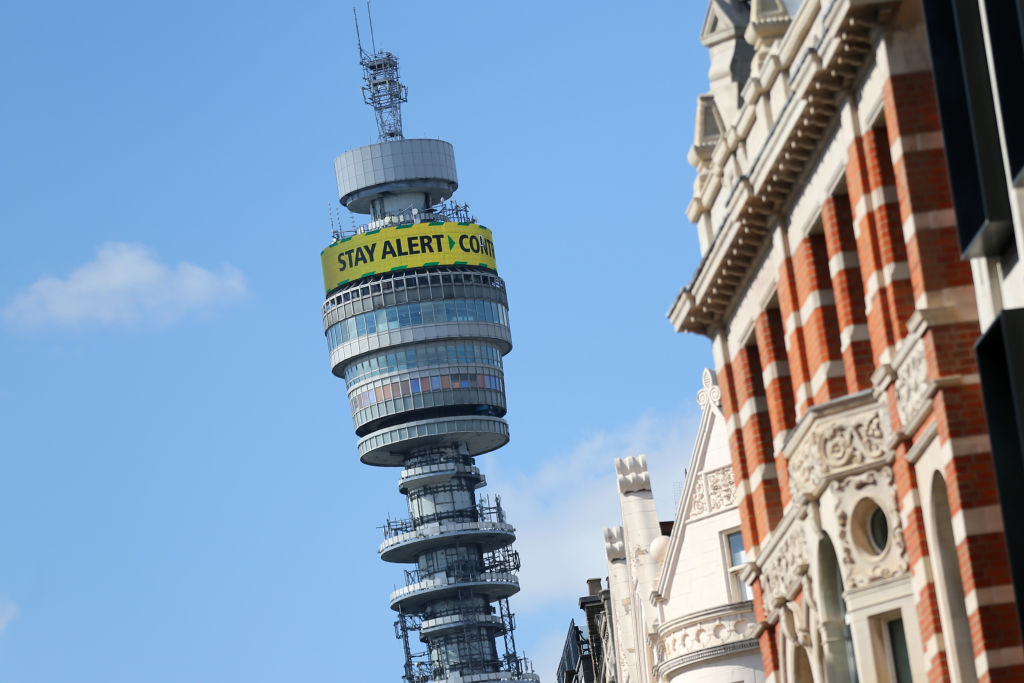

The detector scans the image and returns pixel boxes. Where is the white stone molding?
[785,394,891,500]
[828,467,910,588]
[605,526,626,562]
[616,454,651,494]
[652,602,760,680]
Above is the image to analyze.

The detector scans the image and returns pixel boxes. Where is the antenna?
[366,1,377,54]
[352,5,408,142]
[353,7,363,56]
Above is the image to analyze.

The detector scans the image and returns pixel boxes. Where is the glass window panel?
[728,532,745,567]
[410,379,420,394]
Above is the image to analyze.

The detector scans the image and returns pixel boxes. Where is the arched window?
[930,472,978,682]
[818,535,858,683]
[792,643,815,683]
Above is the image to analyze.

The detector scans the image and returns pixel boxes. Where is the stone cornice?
[670,1,897,336]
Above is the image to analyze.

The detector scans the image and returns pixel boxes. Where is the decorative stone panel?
[786,397,890,500]
[686,465,736,520]
[758,519,810,610]
[652,603,759,680]
[828,467,909,588]
[893,340,929,428]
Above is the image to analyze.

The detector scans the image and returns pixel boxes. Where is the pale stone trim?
[910,555,934,598]
[964,584,1017,616]
[828,250,860,278]
[951,505,1005,545]
[809,360,846,395]
[798,289,836,324]
[889,130,944,170]
[975,646,1024,678]
[762,359,791,385]
[914,285,980,315]
[749,462,778,495]
[899,487,922,531]
[901,207,957,242]
[840,322,870,350]
[784,309,800,338]
[739,395,769,425]
[794,381,811,412]
[863,270,885,314]
[922,633,943,661]
[772,429,790,454]
[949,434,993,456]
[852,184,900,225]
[863,262,909,316]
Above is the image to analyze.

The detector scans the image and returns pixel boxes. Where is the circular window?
[851,498,889,556]
[868,506,889,553]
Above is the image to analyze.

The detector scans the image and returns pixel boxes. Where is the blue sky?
[0,2,712,680]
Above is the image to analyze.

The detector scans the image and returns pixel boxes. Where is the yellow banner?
[320,222,497,294]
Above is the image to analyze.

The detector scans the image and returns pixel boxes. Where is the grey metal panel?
[357,415,510,465]
[334,138,458,213]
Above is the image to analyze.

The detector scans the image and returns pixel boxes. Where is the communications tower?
[318,16,539,683]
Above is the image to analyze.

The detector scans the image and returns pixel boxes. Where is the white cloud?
[480,410,701,675]
[4,242,247,328]
[0,597,19,635]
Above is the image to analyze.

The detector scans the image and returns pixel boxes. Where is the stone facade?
[592,370,765,683]
[669,1,1024,682]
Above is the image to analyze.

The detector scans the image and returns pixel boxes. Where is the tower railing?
[381,498,507,539]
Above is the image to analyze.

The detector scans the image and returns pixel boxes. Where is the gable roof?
[700,0,751,47]
[653,368,735,603]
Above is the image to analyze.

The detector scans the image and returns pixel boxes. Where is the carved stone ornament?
[616,454,651,494]
[787,403,889,500]
[604,526,625,562]
[829,467,909,588]
[758,521,810,611]
[689,475,708,518]
[696,368,722,408]
[653,605,759,675]
[686,465,736,521]
[707,465,736,513]
[893,339,930,430]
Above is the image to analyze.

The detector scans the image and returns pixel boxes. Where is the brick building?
[669,0,1024,681]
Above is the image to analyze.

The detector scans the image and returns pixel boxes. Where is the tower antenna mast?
[352,4,407,142]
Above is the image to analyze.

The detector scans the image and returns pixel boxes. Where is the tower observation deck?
[319,20,538,683]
